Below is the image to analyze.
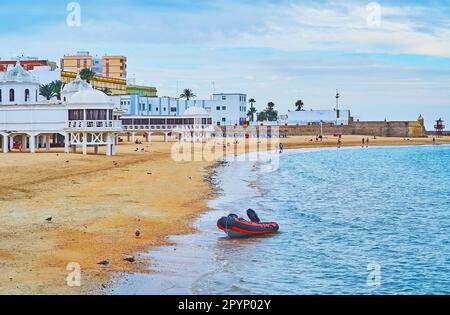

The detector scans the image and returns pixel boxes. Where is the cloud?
[0,0,449,128]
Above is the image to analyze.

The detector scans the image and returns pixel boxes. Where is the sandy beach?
[0,134,449,294]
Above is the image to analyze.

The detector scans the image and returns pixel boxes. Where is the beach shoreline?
[0,135,449,295]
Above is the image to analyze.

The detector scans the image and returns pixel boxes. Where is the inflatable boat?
[217,209,279,238]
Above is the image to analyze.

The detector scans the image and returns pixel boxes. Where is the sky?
[0,0,449,129]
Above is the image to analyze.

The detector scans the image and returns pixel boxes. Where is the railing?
[122,124,215,132]
[67,120,122,130]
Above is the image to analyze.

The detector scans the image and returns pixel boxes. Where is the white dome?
[183,106,208,116]
[69,88,112,104]
[1,61,37,83]
[62,73,92,93]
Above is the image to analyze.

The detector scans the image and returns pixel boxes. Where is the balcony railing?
[122,124,215,132]
[67,120,122,130]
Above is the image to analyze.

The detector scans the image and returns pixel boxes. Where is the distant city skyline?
[0,0,449,129]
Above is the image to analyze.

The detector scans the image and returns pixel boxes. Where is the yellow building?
[61,52,127,79]
[61,71,127,96]
[103,55,127,79]
[61,52,93,73]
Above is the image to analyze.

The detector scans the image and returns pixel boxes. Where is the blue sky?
[1,0,449,129]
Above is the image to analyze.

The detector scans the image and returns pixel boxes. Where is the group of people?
[362,137,371,147]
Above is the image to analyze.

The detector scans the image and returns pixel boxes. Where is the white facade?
[210,93,247,126]
[0,62,40,105]
[113,93,247,126]
[0,61,121,156]
[283,109,351,126]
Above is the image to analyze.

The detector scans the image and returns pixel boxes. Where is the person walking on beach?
[279,142,284,154]
[362,138,365,147]
[366,137,370,147]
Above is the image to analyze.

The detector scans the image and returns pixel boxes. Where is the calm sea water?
[112,145,450,295]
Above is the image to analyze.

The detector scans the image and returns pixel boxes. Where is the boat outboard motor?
[247,209,261,223]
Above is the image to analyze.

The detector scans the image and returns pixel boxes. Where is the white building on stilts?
[0,61,121,156]
[173,107,215,142]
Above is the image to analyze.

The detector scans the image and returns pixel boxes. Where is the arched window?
[25,89,30,102]
[9,89,15,102]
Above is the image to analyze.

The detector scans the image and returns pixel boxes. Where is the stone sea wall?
[221,121,427,138]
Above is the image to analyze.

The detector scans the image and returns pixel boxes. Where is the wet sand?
[0,135,448,294]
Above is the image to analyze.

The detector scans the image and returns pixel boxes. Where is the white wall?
[0,82,40,105]
[115,93,248,126]
[210,94,247,125]
[285,110,350,125]
[30,67,61,85]
[0,105,67,132]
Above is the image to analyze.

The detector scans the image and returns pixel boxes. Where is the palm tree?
[79,68,95,83]
[50,80,63,100]
[39,84,56,100]
[179,88,196,100]
[295,100,305,111]
[247,98,257,122]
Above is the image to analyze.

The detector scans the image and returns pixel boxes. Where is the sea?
[111,145,450,295]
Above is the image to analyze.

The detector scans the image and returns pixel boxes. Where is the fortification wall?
[221,121,426,138]
[279,121,427,138]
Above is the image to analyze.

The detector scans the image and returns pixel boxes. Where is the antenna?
[335,89,340,111]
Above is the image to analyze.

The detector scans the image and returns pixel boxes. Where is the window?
[163,107,167,112]
[216,106,221,111]
[68,109,84,120]
[156,107,159,112]
[171,107,177,112]
[86,109,107,120]
[222,96,226,100]
[222,117,226,122]
[25,89,30,102]
[9,89,14,102]
[222,106,226,110]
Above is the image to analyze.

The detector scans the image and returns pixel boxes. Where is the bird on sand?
[135,229,141,238]
[123,256,135,263]
[97,260,109,266]
[45,217,52,222]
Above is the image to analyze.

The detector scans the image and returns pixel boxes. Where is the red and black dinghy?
[217,209,279,238]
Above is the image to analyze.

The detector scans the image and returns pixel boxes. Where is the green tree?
[39,84,56,100]
[295,99,305,111]
[247,98,257,122]
[79,68,96,83]
[98,87,112,95]
[265,101,278,121]
[179,88,197,100]
[50,80,63,100]
[257,111,267,122]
